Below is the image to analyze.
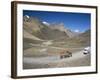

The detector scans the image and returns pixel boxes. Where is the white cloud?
[42,21,50,26]
[74,29,80,33]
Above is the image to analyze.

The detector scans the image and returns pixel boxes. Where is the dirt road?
[23,50,91,69]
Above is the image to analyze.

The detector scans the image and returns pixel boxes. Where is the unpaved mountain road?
[23,50,90,69]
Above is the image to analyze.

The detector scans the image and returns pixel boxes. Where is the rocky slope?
[23,15,72,40]
[23,15,90,48]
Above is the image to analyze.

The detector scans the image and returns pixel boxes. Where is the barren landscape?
[23,12,91,69]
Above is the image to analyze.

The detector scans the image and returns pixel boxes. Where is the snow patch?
[25,15,30,19]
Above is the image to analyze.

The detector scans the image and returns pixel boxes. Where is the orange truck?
[60,50,72,59]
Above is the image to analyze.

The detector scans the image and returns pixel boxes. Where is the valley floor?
[23,49,91,69]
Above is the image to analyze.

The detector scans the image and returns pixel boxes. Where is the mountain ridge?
[23,15,80,39]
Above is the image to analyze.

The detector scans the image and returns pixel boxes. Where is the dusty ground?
[23,50,91,69]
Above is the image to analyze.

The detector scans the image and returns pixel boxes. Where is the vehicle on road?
[60,50,72,59]
[83,47,90,55]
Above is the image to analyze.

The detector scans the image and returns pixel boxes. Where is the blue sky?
[23,10,91,33]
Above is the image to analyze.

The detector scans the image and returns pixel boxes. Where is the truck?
[60,50,72,59]
[83,47,90,55]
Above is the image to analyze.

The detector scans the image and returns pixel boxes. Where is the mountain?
[77,29,90,46]
[23,15,45,49]
[23,29,44,50]
[49,23,79,38]
[24,29,43,41]
[52,29,90,48]
[66,29,91,47]
[23,15,70,40]
[23,15,90,48]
